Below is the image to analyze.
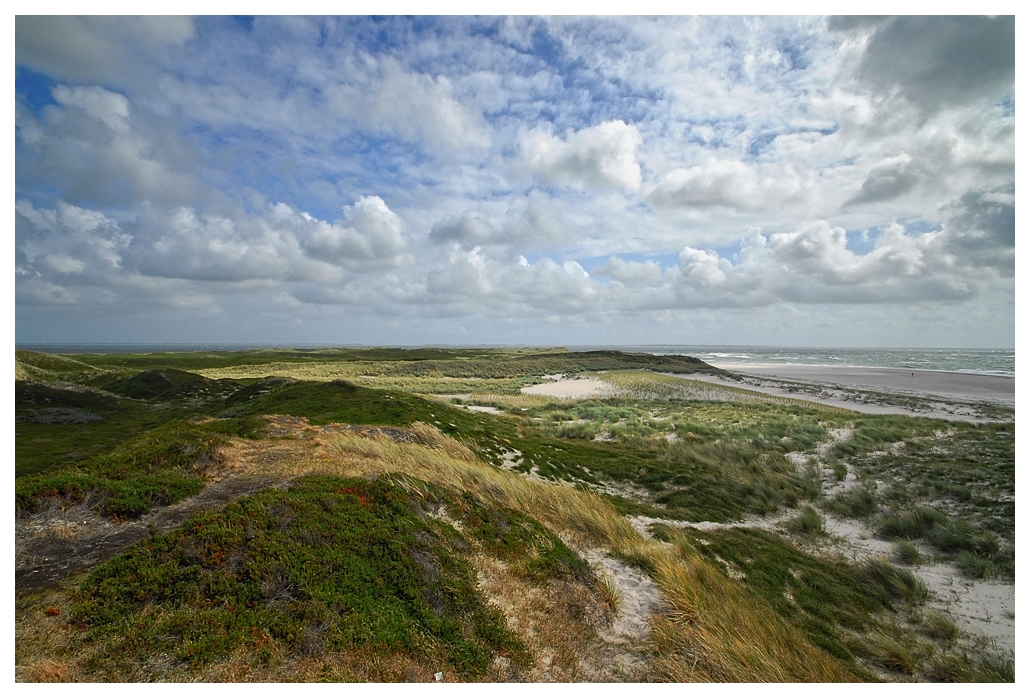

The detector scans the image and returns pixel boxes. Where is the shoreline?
[708,363,1014,405]
[707,361,1013,379]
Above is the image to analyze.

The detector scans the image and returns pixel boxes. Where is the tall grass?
[299,424,857,681]
[598,370,855,413]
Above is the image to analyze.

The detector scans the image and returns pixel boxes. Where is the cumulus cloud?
[937,188,1015,273]
[16,199,131,277]
[16,197,411,304]
[595,257,665,287]
[131,197,409,283]
[293,196,408,265]
[430,210,496,246]
[846,153,923,205]
[428,191,569,250]
[16,84,198,206]
[648,159,807,212]
[14,17,1013,344]
[425,250,600,316]
[517,120,642,191]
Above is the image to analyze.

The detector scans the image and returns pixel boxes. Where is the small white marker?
[434,671,443,682]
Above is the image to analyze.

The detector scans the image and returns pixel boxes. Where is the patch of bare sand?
[472,553,648,681]
[624,426,1015,659]
[521,377,619,399]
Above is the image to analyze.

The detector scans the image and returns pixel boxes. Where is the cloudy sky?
[14,14,1015,347]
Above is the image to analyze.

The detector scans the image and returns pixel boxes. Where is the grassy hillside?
[14,349,1014,683]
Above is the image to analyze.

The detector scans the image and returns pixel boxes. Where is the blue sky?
[14,13,1016,347]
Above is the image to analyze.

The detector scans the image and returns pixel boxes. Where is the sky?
[13,12,1017,348]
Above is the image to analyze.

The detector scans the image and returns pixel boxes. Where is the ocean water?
[592,346,1015,377]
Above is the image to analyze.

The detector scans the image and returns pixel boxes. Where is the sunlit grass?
[597,370,856,413]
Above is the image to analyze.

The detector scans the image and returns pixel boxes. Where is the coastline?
[666,363,1015,422]
[708,363,1014,404]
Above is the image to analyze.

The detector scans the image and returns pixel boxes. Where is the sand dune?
[521,377,617,399]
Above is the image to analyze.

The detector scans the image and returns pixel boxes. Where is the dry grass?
[597,574,624,615]
[16,421,859,682]
[599,370,855,414]
[444,393,556,408]
[198,362,526,395]
[294,423,859,681]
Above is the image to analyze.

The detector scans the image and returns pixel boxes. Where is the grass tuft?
[892,541,923,566]
[858,557,929,606]
[786,505,825,535]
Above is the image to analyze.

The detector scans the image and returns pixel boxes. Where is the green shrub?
[71,476,530,677]
[15,422,223,519]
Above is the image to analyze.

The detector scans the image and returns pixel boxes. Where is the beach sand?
[521,377,617,399]
[674,364,1015,421]
[711,363,1014,403]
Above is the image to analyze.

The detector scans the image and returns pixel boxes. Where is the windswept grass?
[598,370,856,413]
[282,425,859,681]
[15,349,1014,682]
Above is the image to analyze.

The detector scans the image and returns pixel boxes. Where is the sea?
[18,344,1014,378]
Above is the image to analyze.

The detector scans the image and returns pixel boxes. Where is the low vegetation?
[14,348,1014,682]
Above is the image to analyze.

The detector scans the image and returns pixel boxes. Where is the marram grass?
[298,424,859,682]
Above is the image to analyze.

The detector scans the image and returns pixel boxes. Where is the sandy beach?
[710,363,1014,404]
[666,363,1014,421]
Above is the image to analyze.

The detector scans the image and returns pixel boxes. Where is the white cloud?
[516,120,642,191]
[430,210,496,246]
[52,85,130,131]
[14,17,1013,345]
[327,58,491,151]
[594,257,665,287]
[292,196,408,264]
[648,159,807,212]
[16,199,131,276]
[17,85,198,206]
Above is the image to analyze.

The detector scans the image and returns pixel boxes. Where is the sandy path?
[16,474,286,598]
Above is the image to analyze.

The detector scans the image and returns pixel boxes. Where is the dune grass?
[275,425,861,682]
[14,349,1015,682]
[823,418,1014,579]
[597,370,858,413]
